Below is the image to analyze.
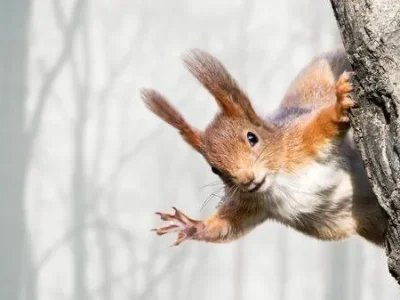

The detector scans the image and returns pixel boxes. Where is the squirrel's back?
[280,49,351,109]
[268,49,386,245]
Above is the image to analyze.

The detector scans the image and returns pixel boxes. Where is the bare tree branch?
[52,0,67,31]
[134,250,187,300]
[33,219,136,275]
[27,0,86,146]
[90,246,180,298]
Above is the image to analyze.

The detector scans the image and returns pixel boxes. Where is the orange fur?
[153,195,268,244]
[183,49,267,127]
[145,49,385,247]
[277,71,355,172]
[281,49,351,108]
[302,71,354,151]
[141,89,203,150]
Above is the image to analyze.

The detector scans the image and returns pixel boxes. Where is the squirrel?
[141,48,387,247]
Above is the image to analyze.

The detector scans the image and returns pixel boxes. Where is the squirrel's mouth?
[248,176,266,193]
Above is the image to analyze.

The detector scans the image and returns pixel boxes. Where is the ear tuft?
[182,49,243,117]
[182,49,264,125]
[141,88,203,150]
[141,88,184,130]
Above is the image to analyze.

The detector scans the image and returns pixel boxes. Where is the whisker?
[200,194,216,211]
[255,143,269,163]
[201,186,225,211]
[199,180,222,190]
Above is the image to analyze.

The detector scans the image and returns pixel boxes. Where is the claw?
[335,71,357,123]
[152,224,180,236]
[347,71,356,77]
[153,207,203,246]
[155,212,175,221]
[171,232,187,247]
[172,206,194,224]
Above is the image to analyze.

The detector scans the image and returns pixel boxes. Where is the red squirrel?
[141,49,387,247]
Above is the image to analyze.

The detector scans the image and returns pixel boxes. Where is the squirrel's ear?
[182,49,264,126]
[141,89,204,151]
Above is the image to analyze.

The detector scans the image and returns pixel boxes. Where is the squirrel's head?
[141,49,283,193]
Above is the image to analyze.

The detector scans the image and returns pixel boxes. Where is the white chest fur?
[265,159,354,222]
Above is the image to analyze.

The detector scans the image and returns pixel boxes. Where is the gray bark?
[330,0,400,283]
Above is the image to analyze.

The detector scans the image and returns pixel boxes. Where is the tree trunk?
[325,243,349,300]
[71,101,88,300]
[71,78,88,300]
[0,1,30,299]
[277,232,288,300]
[330,0,400,283]
[71,5,90,299]
[351,242,364,300]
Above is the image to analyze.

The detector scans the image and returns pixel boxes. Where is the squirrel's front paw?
[152,207,205,246]
[335,71,357,122]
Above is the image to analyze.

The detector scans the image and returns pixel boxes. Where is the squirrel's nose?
[237,171,255,186]
[242,178,254,186]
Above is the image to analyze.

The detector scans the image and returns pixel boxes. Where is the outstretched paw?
[335,71,357,122]
[152,207,205,246]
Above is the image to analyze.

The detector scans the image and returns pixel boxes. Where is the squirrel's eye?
[211,167,222,176]
[246,132,259,147]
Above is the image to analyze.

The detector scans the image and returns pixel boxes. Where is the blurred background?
[1,0,399,299]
